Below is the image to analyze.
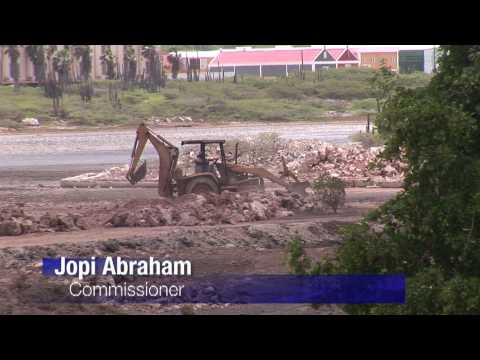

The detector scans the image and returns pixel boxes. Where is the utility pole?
[301,49,304,80]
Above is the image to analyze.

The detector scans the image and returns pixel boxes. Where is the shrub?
[312,176,346,213]
[163,91,179,101]
[101,239,120,253]
[286,238,311,275]
[122,93,145,105]
[350,131,385,148]
[0,119,23,129]
[206,100,227,113]
[351,98,377,112]
[267,84,302,100]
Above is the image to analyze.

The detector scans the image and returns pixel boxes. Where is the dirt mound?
[104,190,322,228]
[0,206,87,236]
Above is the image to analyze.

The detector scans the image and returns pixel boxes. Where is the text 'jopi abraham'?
[53,257,192,280]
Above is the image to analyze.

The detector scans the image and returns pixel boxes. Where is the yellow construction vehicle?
[126,123,309,197]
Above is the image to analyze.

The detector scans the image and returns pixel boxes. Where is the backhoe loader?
[126,123,309,197]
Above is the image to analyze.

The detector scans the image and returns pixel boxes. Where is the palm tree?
[52,47,72,88]
[167,48,181,80]
[141,45,165,91]
[25,45,46,85]
[3,45,21,89]
[73,45,92,81]
[123,45,137,82]
[100,46,117,80]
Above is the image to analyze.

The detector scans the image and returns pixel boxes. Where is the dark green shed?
[399,50,425,74]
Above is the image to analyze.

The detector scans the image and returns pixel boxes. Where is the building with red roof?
[207,46,402,77]
[208,47,322,76]
[209,47,328,76]
[314,47,360,70]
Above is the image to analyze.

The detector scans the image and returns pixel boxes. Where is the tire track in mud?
[0,213,362,249]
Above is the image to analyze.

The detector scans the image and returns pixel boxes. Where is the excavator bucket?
[127,160,147,185]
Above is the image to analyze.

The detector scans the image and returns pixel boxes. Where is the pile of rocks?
[105,190,321,228]
[277,141,405,183]
[68,165,158,182]
[0,206,87,236]
[61,139,406,189]
[60,165,160,188]
[224,139,405,187]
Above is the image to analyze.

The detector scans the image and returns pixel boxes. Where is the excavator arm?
[126,123,180,197]
[228,162,310,196]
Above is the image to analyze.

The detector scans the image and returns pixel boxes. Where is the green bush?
[289,47,480,315]
[312,175,346,213]
[286,238,311,275]
[163,90,179,101]
[371,268,480,315]
[267,84,303,100]
[286,234,480,315]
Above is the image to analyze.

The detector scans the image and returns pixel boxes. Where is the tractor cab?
[127,124,303,197]
[181,140,230,184]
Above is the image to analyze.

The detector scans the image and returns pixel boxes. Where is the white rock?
[250,200,267,220]
[21,118,40,126]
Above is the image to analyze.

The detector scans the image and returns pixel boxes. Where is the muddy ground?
[0,181,399,315]
[0,122,399,315]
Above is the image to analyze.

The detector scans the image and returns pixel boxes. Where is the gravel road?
[0,121,365,169]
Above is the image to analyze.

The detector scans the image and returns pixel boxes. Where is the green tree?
[292,46,480,314]
[370,60,399,113]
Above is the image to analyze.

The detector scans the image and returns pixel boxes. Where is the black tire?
[185,177,220,195]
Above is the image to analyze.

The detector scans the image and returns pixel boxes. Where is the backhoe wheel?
[185,177,220,195]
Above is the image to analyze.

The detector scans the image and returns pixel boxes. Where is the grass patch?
[0,69,432,126]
